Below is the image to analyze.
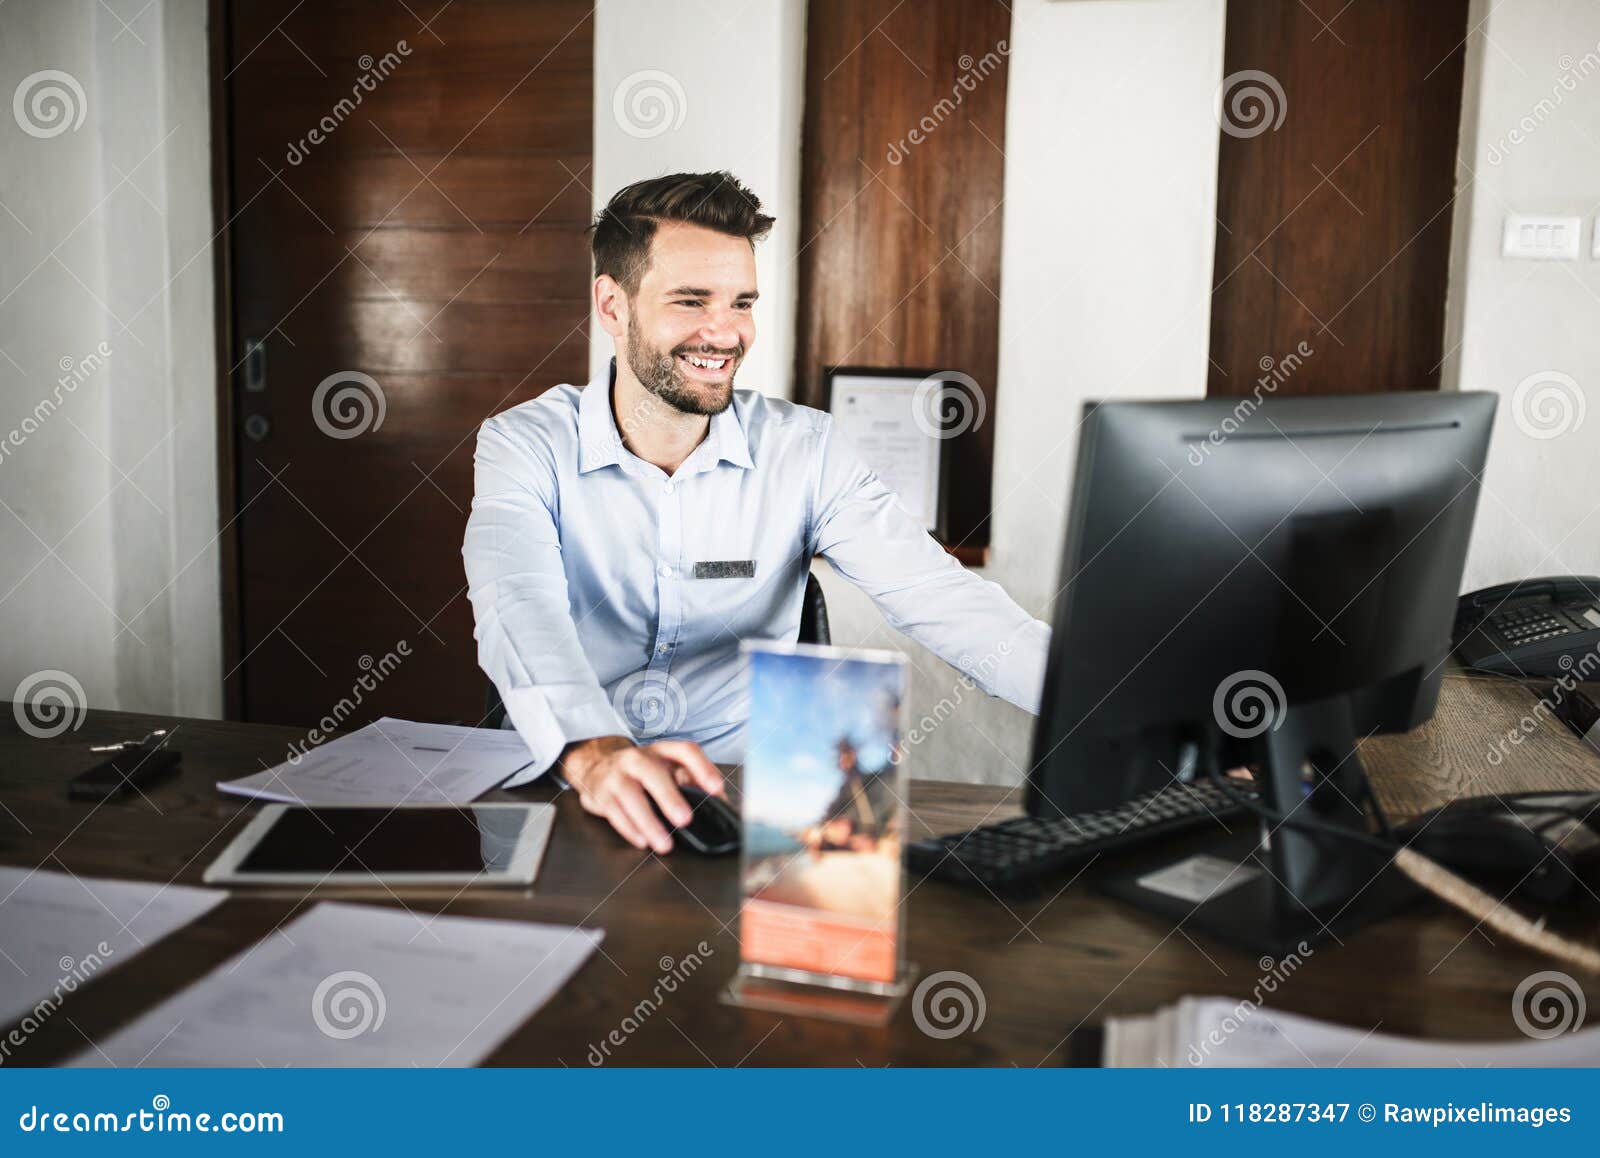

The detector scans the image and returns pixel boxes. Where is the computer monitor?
[1026,390,1496,952]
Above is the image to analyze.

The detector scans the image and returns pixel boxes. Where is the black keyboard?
[907,780,1256,893]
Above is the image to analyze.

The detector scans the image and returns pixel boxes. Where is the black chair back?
[798,570,831,646]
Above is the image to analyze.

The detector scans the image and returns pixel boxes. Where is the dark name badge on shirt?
[692,560,757,579]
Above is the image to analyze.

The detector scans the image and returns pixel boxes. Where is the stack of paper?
[70,901,602,1067]
[218,718,533,806]
[0,868,226,1027]
[1105,996,1600,1066]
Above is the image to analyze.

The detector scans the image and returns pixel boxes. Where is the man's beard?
[625,314,739,416]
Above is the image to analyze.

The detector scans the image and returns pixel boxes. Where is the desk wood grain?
[2,669,1597,1066]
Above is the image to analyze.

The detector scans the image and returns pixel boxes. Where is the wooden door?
[216,0,594,725]
[1208,0,1470,396]
[794,0,1011,557]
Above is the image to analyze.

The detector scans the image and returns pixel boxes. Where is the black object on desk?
[651,785,741,856]
[1452,575,1600,678]
[1021,391,1495,954]
[907,779,1255,894]
[1402,790,1600,905]
[68,731,180,802]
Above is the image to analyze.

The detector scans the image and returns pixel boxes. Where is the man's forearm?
[559,734,634,786]
[811,418,1051,714]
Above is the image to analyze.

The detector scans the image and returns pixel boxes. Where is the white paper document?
[0,867,226,1028]
[70,901,602,1067]
[828,374,942,530]
[218,717,533,806]
[1105,996,1600,1067]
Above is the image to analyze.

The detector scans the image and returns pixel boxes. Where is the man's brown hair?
[588,170,775,297]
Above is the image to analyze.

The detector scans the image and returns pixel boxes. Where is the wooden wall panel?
[795,0,1012,552]
[219,0,594,726]
[1208,0,1470,397]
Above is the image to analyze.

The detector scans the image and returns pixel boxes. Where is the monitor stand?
[1097,696,1422,958]
[1097,829,1420,958]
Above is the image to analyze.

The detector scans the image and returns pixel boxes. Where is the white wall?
[0,0,117,710]
[1443,0,1600,592]
[0,0,219,718]
[590,0,807,397]
[816,0,1228,784]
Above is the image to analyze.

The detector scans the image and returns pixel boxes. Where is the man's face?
[620,221,758,416]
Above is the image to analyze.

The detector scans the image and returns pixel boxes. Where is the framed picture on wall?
[822,366,956,543]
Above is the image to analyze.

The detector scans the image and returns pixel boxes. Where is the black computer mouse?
[649,785,741,856]
[1402,792,1600,904]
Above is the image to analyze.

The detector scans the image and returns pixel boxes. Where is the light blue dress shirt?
[463,358,1051,782]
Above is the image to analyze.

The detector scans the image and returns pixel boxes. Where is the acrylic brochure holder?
[720,641,918,1026]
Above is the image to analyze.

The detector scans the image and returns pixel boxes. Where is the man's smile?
[676,349,736,380]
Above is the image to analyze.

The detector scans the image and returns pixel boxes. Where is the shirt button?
[658,563,672,578]
[657,643,670,654]
[664,481,675,494]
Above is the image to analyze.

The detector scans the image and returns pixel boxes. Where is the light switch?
[1502,214,1582,260]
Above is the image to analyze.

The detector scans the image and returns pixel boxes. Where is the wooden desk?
[3,669,1598,1066]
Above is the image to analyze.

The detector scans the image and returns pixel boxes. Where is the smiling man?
[463,171,1049,854]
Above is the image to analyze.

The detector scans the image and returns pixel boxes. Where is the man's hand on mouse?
[558,735,725,855]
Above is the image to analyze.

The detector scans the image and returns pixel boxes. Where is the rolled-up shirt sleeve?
[809,415,1051,713]
[463,418,631,783]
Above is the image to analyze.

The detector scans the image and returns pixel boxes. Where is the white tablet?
[202,802,555,887]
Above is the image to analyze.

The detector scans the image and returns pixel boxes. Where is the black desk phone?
[1452,575,1600,678]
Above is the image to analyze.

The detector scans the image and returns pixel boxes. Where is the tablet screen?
[236,806,531,875]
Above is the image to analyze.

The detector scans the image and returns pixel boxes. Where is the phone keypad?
[1491,605,1575,645]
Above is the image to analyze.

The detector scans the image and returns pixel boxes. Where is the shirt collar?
[703,396,755,471]
[577,357,754,475]
[576,359,623,474]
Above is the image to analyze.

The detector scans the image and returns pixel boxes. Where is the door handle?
[243,337,267,393]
